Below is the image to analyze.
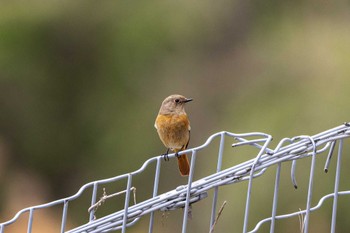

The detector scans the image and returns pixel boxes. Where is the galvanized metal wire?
[1,123,350,233]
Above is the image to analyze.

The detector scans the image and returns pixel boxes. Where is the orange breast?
[155,114,190,150]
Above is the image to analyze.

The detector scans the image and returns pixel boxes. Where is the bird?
[154,94,192,176]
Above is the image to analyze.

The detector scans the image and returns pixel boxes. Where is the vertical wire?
[60,200,69,233]
[27,209,34,233]
[330,139,342,233]
[303,140,317,233]
[243,164,255,233]
[209,133,225,230]
[324,141,336,173]
[181,150,197,233]
[243,136,272,233]
[89,183,98,222]
[148,157,162,233]
[122,174,133,233]
[291,160,298,189]
[270,163,282,233]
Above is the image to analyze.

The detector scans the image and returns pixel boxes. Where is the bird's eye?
[175,99,180,103]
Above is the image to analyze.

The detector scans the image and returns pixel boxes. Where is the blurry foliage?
[1,0,350,232]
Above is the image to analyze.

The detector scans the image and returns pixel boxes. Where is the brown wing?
[184,130,190,150]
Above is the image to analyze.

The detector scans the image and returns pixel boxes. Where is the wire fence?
[1,123,350,233]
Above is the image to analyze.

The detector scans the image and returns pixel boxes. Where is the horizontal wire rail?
[1,123,350,233]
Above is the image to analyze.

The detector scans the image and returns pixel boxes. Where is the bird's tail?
[177,153,190,176]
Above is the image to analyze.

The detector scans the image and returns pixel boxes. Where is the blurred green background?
[1,0,350,232]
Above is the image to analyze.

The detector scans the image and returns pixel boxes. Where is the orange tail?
[177,154,190,176]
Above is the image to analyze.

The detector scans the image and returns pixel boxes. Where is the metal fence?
[1,123,350,233]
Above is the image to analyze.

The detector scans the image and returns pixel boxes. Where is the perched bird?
[154,94,192,176]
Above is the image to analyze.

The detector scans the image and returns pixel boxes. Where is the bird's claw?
[163,153,169,161]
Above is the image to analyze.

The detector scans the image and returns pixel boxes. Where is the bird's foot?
[163,153,169,161]
[175,152,180,158]
[163,148,170,161]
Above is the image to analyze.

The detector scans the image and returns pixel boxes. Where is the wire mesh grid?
[1,122,350,233]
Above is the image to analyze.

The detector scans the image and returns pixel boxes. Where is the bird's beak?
[184,98,193,103]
